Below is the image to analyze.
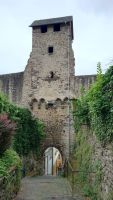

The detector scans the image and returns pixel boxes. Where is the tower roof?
[30,16,74,39]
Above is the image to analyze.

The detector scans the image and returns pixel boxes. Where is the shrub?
[0,113,16,155]
[13,108,44,156]
[0,149,22,199]
[0,149,21,177]
[0,93,45,157]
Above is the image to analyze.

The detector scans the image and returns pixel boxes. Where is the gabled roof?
[30,16,74,39]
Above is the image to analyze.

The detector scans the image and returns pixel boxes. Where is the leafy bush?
[73,65,113,144]
[0,149,21,177]
[0,92,44,157]
[12,108,44,156]
[0,149,22,199]
[0,113,16,155]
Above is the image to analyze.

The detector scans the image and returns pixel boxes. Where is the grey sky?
[0,0,113,75]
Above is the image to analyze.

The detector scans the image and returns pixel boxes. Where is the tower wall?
[21,17,75,158]
[0,16,96,159]
[22,22,74,104]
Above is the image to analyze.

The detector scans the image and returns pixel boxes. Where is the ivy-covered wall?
[74,125,113,200]
[73,65,113,200]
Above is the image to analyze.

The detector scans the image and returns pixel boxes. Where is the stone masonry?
[1,16,113,198]
[0,16,96,159]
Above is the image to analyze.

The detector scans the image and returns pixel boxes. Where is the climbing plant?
[0,92,45,157]
[74,128,102,199]
[73,65,113,144]
[73,64,113,199]
[12,107,44,156]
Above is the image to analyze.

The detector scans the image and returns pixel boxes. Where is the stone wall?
[82,126,113,200]
[22,23,75,105]
[21,22,75,158]
[30,98,74,159]
[0,73,96,104]
[92,136,113,199]
[74,75,96,98]
[0,17,97,161]
[0,72,23,105]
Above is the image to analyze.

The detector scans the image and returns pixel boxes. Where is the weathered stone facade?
[0,16,96,159]
[82,126,113,200]
[0,72,23,105]
[93,141,113,199]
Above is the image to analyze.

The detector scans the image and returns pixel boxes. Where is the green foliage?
[74,130,102,200]
[0,149,22,199]
[107,191,113,200]
[13,108,44,156]
[97,62,102,79]
[73,64,113,199]
[0,92,45,157]
[0,113,16,155]
[73,65,113,144]
[0,149,21,178]
[73,98,89,132]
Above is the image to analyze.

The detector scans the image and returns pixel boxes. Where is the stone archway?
[40,142,64,176]
[29,97,74,160]
[43,146,63,176]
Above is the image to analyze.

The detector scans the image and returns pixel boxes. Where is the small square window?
[41,25,47,33]
[54,24,60,32]
[48,46,53,54]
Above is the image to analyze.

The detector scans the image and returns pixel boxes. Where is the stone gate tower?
[21,16,75,158]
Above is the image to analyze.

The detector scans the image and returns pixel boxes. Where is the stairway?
[15,176,84,200]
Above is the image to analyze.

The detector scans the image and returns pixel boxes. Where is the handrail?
[63,159,95,197]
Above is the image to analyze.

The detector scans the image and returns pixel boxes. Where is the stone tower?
[22,16,75,158]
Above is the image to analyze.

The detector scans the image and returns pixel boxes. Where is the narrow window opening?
[50,71,54,78]
[53,24,60,32]
[41,25,47,33]
[48,46,53,54]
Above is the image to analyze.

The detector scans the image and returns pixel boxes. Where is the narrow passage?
[15,176,83,200]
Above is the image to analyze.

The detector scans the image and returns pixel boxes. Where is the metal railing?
[63,159,95,197]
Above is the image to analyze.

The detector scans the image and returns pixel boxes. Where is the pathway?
[15,176,84,200]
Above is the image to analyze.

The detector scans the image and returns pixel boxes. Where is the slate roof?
[30,16,74,39]
[30,16,72,26]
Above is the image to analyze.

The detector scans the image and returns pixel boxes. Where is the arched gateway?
[21,16,75,159]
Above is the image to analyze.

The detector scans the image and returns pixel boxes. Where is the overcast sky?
[0,0,113,75]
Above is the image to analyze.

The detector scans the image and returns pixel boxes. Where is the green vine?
[73,64,113,199]
[0,92,45,157]
[74,129,102,200]
[73,65,113,144]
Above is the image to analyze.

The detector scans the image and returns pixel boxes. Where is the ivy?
[0,92,45,157]
[13,108,44,156]
[74,129,102,200]
[73,65,113,144]
[73,65,113,199]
